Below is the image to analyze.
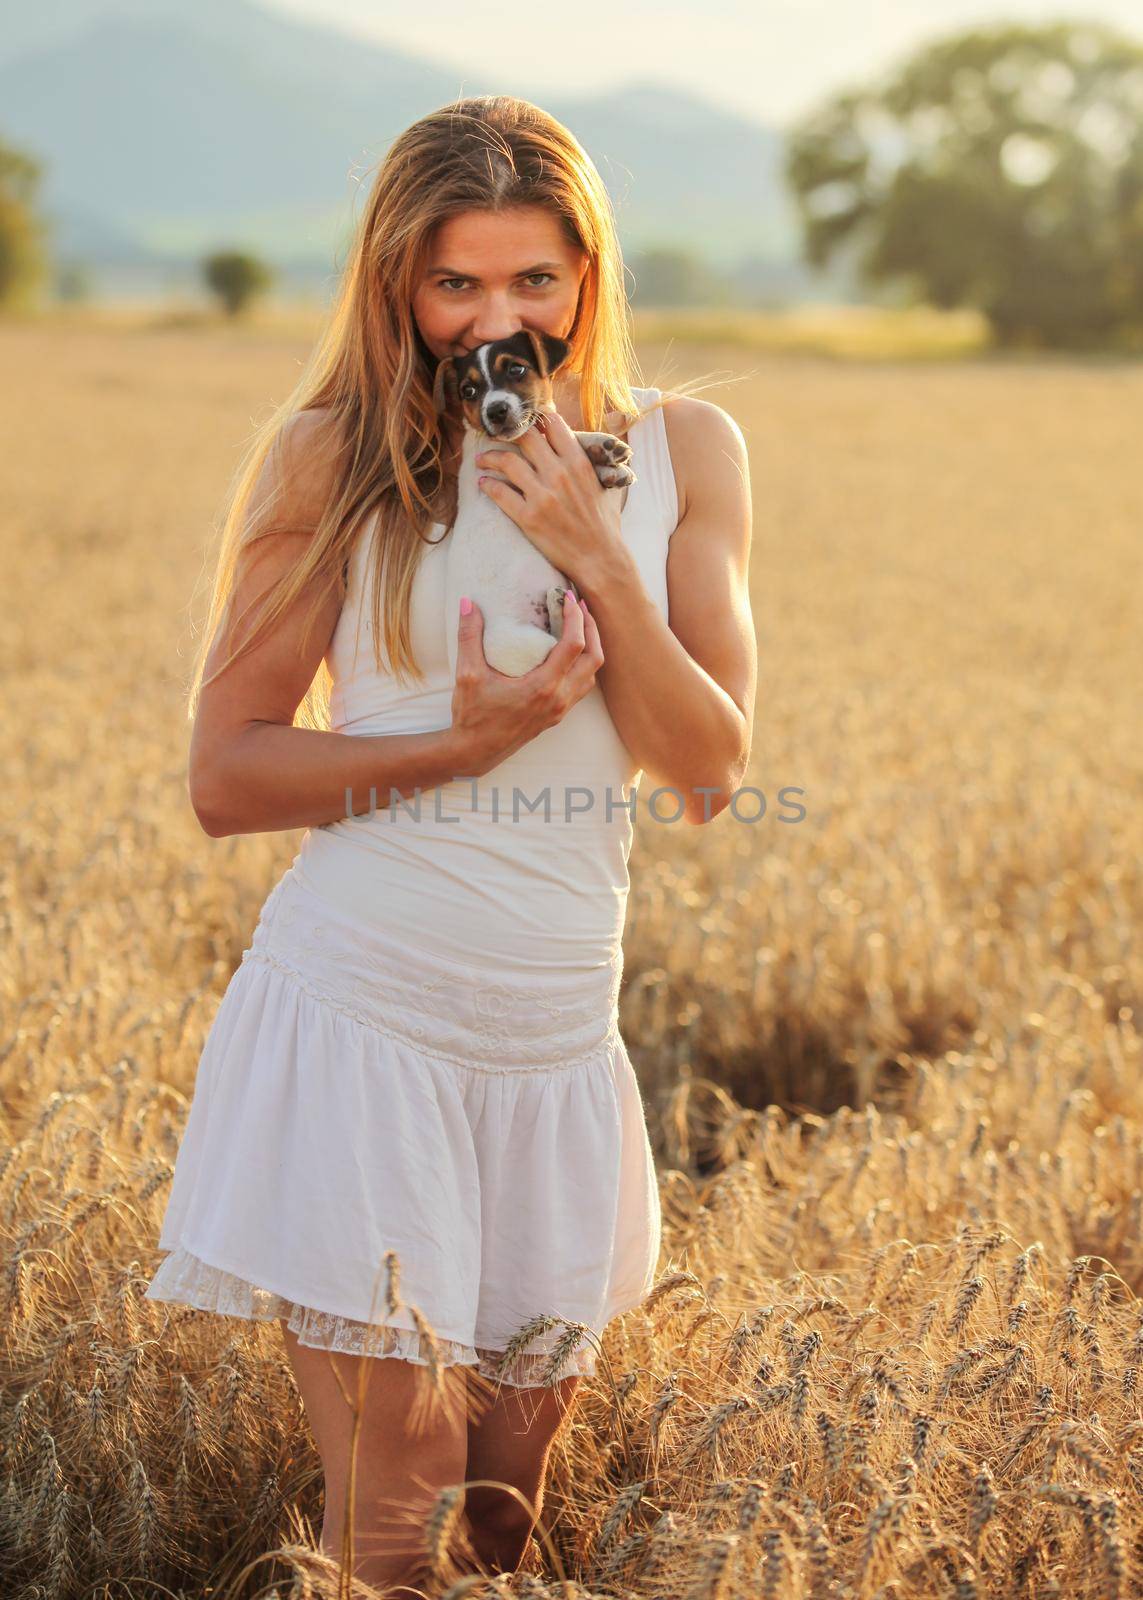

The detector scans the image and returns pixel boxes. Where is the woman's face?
[412,206,588,365]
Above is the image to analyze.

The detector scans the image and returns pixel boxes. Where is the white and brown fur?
[432,331,635,679]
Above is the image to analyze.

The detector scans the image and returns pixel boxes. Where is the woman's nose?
[470,325,521,345]
[468,295,525,346]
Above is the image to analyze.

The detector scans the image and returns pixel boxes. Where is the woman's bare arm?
[577,398,756,823]
[188,410,475,838]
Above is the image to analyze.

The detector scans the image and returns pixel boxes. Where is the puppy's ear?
[432,356,459,415]
[536,332,570,376]
[522,330,570,378]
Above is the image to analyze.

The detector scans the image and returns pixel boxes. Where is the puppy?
[432,331,635,679]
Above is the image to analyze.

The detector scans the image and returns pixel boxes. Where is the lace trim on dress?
[245,946,620,1077]
[241,865,625,1075]
[146,1246,602,1388]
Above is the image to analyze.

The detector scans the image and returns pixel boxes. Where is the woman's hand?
[474,411,624,587]
[449,591,605,777]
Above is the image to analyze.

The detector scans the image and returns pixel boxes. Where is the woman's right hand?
[449,591,604,776]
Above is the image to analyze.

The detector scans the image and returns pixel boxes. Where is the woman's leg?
[461,1373,582,1575]
[280,1320,470,1596]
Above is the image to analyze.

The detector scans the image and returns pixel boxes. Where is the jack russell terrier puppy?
[432,331,636,679]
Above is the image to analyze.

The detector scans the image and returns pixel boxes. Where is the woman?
[145,95,755,1591]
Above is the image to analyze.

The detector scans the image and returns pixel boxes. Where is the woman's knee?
[281,1327,469,1492]
[467,1485,539,1539]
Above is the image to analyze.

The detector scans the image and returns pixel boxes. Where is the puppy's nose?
[485,399,510,425]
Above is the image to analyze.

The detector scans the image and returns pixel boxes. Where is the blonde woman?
[145,95,755,1593]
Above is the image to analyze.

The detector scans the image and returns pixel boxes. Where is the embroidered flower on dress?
[474,984,514,1020]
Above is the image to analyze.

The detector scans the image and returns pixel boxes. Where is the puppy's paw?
[596,461,636,489]
[545,582,581,637]
[546,584,568,638]
[582,433,633,469]
[579,432,635,490]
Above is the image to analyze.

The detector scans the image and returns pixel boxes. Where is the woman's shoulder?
[659,392,741,440]
[256,407,348,533]
[658,396,746,524]
[279,405,348,479]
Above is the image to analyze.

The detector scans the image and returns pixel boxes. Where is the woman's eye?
[439,274,554,291]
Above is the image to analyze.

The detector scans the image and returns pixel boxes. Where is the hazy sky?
[266,0,1142,127]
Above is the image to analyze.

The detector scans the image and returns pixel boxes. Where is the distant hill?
[0,0,855,300]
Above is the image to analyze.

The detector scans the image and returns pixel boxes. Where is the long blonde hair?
[188,94,694,729]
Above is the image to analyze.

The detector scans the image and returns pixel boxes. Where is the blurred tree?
[202,249,274,317]
[56,261,94,303]
[0,139,50,310]
[627,245,734,308]
[784,21,1143,348]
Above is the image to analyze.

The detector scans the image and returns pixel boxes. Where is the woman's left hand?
[475,410,624,586]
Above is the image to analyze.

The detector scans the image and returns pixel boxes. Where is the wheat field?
[1,312,1140,1598]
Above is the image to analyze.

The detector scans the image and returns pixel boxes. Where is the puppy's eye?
[507,363,528,379]
[459,382,477,399]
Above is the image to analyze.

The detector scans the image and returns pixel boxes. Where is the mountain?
[0,0,827,290]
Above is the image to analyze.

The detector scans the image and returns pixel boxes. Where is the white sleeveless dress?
[145,387,678,1388]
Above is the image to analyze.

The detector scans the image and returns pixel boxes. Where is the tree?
[783,21,1143,348]
[202,249,274,317]
[56,262,94,303]
[0,139,50,310]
